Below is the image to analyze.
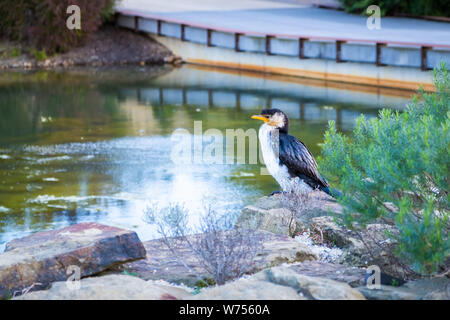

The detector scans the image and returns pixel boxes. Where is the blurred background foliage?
[0,0,118,54]
[339,0,450,17]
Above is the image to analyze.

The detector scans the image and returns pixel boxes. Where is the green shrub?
[339,0,450,17]
[0,0,118,54]
[29,48,47,61]
[1,46,22,58]
[319,63,449,275]
[9,47,22,58]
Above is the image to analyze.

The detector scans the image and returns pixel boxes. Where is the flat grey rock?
[14,274,191,300]
[0,222,146,299]
[192,265,365,300]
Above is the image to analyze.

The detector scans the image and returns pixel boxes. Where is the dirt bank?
[0,25,182,69]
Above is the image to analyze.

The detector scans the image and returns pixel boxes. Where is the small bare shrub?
[278,189,335,246]
[278,188,313,221]
[145,203,264,286]
[276,186,315,236]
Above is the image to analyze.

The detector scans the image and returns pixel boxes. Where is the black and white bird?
[252,108,338,197]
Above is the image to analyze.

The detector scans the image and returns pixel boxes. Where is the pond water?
[0,65,413,251]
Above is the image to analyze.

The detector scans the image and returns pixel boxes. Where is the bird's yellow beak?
[251,115,269,122]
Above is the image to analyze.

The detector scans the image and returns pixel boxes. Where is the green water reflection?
[0,65,411,250]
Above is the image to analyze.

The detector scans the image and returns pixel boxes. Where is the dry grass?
[144,203,264,286]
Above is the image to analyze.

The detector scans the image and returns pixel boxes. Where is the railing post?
[236,92,241,110]
[235,33,242,52]
[376,42,386,66]
[159,88,164,106]
[134,16,139,32]
[207,29,212,47]
[157,20,162,36]
[208,89,213,107]
[266,35,274,55]
[181,24,186,41]
[421,46,431,71]
[299,38,308,59]
[336,40,345,63]
[182,88,187,105]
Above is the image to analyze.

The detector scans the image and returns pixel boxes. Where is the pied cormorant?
[252,108,335,197]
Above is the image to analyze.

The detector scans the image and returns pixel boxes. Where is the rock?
[357,285,420,300]
[252,233,317,270]
[294,232,344,263]
[191,276,305,300]
[236,191,342,237]
[422,288,450,300]
[248,194,285,210]
[286,261,366,287]
[357,277,450,300]
[110,231,317,286]
[172,56,184,65]
[14,274,191,300]
[192,266,365,300]
[310,216,368,266]
[310,216,405,278]
[0,222,146,299]
[237,206,298,236]
[164,55,176,64]
[261,266,366,300]
[310,216,356,248]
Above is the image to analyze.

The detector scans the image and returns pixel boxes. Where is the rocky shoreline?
[0,25,182,70]
[236,192,409,279]
[1,193,449,300]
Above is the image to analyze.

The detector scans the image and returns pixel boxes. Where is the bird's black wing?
[278,133,329,189]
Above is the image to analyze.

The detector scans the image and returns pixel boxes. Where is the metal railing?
[116,9,450,71]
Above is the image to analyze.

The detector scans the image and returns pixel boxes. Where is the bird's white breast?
[258,124,312,194]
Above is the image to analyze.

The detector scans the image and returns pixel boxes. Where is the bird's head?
[251,108,289,133]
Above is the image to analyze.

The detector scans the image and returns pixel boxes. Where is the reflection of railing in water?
[141,64,413,109]
[119,86,377,130]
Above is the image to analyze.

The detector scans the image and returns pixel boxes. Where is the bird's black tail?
[320,186,342,198]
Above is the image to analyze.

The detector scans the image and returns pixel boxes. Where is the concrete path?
[117,0,450,47]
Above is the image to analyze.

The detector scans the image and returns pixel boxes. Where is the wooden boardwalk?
[115,0,450,90]
[117,0,450,47]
